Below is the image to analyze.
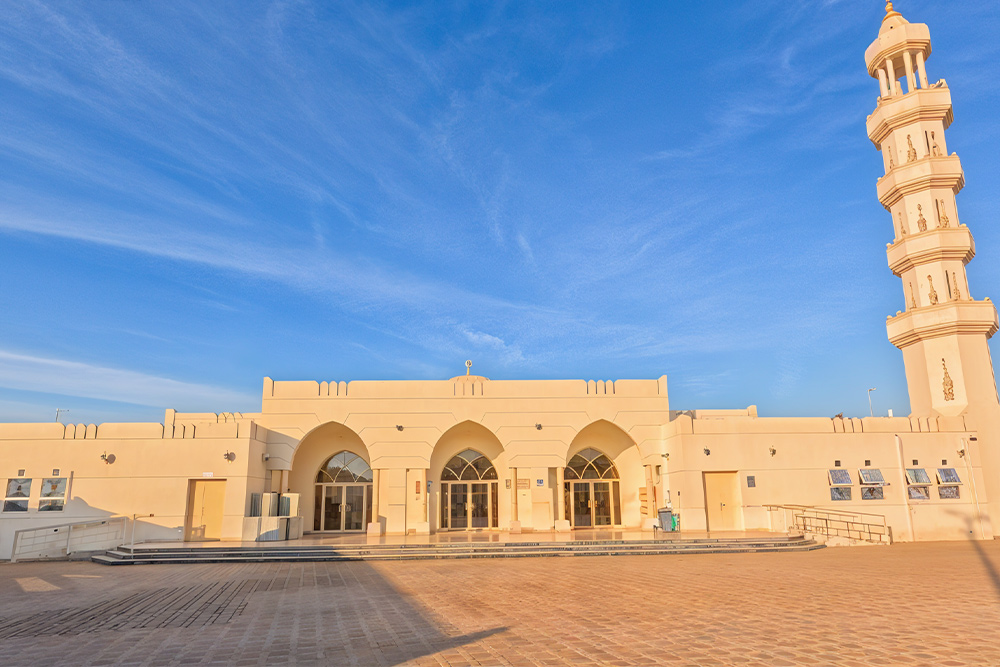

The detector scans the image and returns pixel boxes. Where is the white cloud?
[0,350,257,411]
[461,329,525,365]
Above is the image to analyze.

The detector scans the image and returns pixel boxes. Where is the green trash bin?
[657,508,675,532]
[671,513,680,531]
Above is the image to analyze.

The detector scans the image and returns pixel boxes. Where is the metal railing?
[10,517,127,562]
[764,504,892,545]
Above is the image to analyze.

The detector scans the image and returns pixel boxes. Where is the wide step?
[93,536,823,565]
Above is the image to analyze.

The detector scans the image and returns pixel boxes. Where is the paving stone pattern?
[0,541,998,665]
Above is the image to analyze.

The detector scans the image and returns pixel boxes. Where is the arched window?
[316,451,372,483]
[564,448,619,480]
[441,449,497,480]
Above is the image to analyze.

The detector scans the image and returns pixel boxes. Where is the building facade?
[1,5,998,559]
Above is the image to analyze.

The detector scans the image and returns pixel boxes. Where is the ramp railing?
[10,517,127,562]
[764,505,891,544]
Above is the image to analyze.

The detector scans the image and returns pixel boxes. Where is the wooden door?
[184,479,226,541]
[703,472,742,531]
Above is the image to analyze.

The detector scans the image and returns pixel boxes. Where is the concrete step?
[93,537,823,565]
[111,534,812,555]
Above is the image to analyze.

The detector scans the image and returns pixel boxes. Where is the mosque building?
[2,3,998,560]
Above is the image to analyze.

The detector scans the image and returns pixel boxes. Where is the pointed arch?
[430,421,506,532]
[288,422,371,533]
[565,419,638,461]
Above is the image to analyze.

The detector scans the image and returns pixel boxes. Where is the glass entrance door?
[314,484,370,532]
[568,481,620,528]
[593,482,612,526]
[324,486,343,531]
[450,483,469,529]
[344,485,366,531]
[470,483,489,528]
[442,481,498,530]
[572,482,592,527]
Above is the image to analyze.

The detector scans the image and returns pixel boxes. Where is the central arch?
[563,420,641,529]
[564,447,622,527]
[429,421,507,532]
[313,451,373,532]
[440,449,498,529]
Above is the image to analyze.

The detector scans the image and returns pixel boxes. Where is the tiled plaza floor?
[0,541,999,666]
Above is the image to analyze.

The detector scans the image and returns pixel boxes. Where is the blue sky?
[1,1,999,424]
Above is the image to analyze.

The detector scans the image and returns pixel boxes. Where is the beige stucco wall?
[0,417,268,559]
[0,374,994,560]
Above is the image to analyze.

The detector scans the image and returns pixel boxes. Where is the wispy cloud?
[0,350,257,410]
[0,0,995,421]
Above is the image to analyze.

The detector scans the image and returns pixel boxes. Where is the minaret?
[866,2,1000,417]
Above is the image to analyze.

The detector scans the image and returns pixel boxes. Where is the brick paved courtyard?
[1,541,999,666]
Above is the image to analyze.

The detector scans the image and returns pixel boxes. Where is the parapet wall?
[263,376,670,400]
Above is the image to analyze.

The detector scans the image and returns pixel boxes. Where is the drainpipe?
[962,438,987,540]
[894,434,915,542]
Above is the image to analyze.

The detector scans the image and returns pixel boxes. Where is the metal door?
[703,472,742,531]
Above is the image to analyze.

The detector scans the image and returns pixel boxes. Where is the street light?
[867,388,877,417]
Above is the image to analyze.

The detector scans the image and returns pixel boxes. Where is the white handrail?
[11,517,127,562]
[763,504,891,544]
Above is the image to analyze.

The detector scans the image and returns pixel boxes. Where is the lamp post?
[867,388,877,417]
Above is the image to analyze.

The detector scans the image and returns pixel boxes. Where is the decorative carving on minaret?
[906,135,918,162]
[942,359,955,401]
[927,275,939,305]
[952,272,962,300]
[888,151,894,170]
[937,199,950,228]
[909,283,917,309]
[897,212,907,238]
[916,204,927,232]
[930,132,942,157]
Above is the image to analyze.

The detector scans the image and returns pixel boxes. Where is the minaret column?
[877,68,890,98]
[903,50,916,92]
[915,50,929,88]
[885,57,898,96]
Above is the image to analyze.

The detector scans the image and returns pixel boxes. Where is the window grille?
[937,468,961,484]
[830,487,852,501]
[3,478,31,512]
[938,486,961,499]
[905,468,931,484]
[861,486,884,500]
[907,486,930,501]
[38,478,66,511]
[441,450,497,481]
[859,468,887,486]
[316,451,373,483]
[564,448,619,480]
[828,469,852,486]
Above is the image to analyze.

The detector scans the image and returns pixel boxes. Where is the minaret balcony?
[887,226,975,275]
[867,85,953,146]
[887,300,999,349]
[877,154,964,208]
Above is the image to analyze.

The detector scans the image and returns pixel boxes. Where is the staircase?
[92,534,822,565]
